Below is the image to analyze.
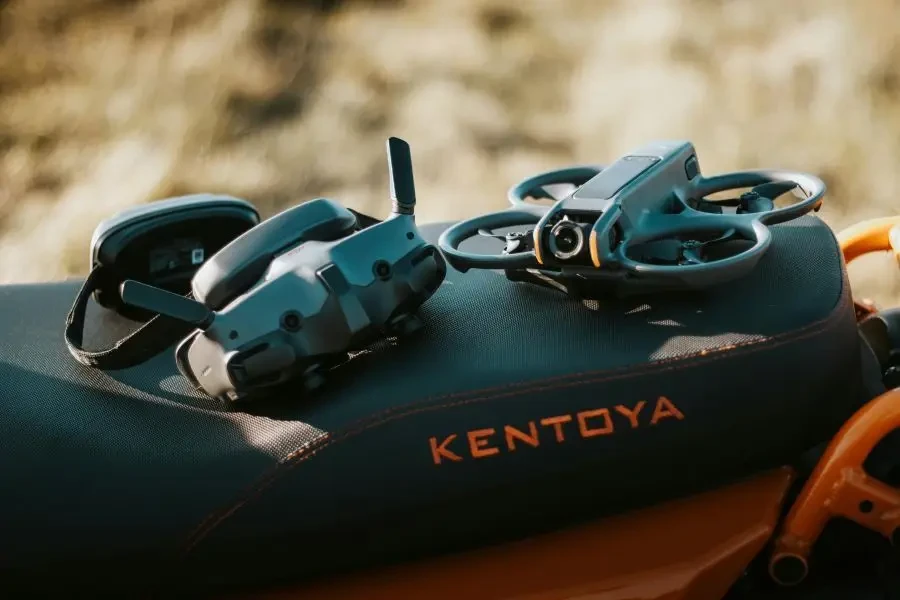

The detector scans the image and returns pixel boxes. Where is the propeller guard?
[437,140,826,296]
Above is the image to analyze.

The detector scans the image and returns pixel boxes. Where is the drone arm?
[507,165,603,208]
[692,170,826,225]
[615,217,772,287]
[437,209,542,272]
[625,211,756,245]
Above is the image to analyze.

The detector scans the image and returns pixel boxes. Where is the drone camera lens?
[556,229,579,253]
[548,220,585,260]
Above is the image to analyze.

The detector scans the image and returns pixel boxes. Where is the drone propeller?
[478,227,506,241]
[525,186,558,201]
[748,180,801,202]
[520,182,580,204]
[634,228,740,266]
[695,180,801,214]
[680,228,739,264]
[476,227,531,255]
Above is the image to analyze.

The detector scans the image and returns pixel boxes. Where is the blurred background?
[1,0,899,303]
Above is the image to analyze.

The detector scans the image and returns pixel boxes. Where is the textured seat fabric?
[0,216,871,596]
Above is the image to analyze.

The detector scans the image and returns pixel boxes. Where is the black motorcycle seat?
[0,216,870,596]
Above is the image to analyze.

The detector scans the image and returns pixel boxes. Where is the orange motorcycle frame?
[249,469,793,600]
[768,216,900,585]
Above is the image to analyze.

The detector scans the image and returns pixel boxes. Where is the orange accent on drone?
[533,227,544,265]
[429,396,684,465]
[589,229,602,267]
[249,468,794,600]
[769,388,900,585]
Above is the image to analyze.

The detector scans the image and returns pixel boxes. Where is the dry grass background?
[1,0,900,304]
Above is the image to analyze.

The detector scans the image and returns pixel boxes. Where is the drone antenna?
[120,280,215,329]
[387,136,416,216]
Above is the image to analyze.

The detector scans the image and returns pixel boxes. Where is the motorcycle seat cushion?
[0,215,870,596]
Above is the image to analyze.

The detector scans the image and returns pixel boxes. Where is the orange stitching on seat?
[180,293,854,556]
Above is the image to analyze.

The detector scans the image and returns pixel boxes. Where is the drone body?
[438,140,826,298]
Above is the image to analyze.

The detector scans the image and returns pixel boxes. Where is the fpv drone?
[438,140,826,297]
